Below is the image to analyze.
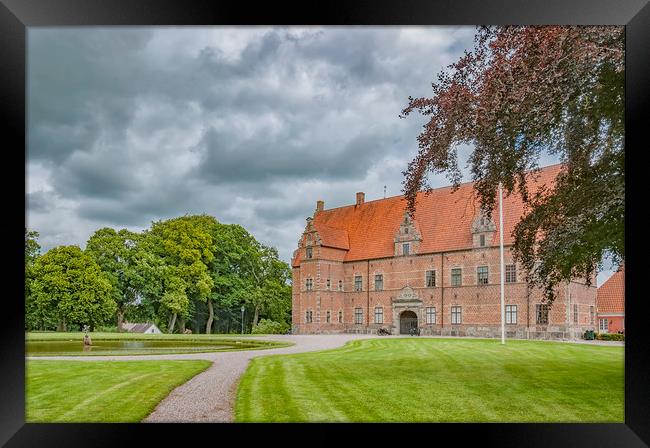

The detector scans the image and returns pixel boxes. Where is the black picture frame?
[3,0,648,445]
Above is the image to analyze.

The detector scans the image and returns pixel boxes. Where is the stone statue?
[83,324,92,346]
[183,328,192,334]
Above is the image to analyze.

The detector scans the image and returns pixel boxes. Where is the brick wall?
[292,244,597,339]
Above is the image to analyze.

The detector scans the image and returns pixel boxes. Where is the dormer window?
[480,234,485,247]
[306,247,312,259]
[404,228,408,234]
[403,243,410,256]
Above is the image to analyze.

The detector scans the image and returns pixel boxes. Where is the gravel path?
[26,334,621,422]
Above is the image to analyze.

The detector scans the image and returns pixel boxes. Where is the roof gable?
[597,267,625,314]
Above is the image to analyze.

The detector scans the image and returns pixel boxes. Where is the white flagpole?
[499,182,505,345]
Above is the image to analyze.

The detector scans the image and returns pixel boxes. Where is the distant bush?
[251,319,290,335]
[596,333,624,341]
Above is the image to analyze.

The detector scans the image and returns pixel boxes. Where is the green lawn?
[235,338,624,422]
[26,360,211,422]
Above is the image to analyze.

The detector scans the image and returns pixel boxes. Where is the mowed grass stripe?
[235,339,623,422]
[27,360,211,422]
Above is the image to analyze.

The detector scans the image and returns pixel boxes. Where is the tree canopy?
[30,245,115,331]
[400,26,624,302]
[25,215,292,334]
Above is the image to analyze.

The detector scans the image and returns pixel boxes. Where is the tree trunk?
[252,304,260,328]
[179,316,186,333]
[168,313,177,334]
[206,299,214,334]
[57,318,67,332]
[117,309,125,333]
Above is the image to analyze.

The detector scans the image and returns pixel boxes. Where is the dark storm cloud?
[27,26,478,262]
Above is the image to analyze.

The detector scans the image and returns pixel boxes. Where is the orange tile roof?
[293,164,564,267]
[597,267,625,314]
[317,224,350,250]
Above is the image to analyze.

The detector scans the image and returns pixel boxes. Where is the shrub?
[252,319,290,335]
[596,333,624,341]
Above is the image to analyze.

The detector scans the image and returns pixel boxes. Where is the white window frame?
[477,266,489,285]
[374,307,383,324]
[451,306,462,325]
[354,307,363,324]
[354,275,363,291]
[426,307,436,324]
[374,274,383,291]
[451,268,462,287]
[505,304,517,324]
[599,318,609,333]
[426,270,436,288]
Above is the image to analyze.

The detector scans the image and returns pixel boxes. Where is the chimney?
[316,200,324,212]
[356,192,365,206]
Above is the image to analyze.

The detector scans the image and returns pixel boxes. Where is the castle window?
[326,278,331,290]
[338,310,343,323]
[590,306,595,325]
[599,318,608,333]
[403,243,410,256]
[374,274,383,291]
[451,306,462,324]
[374,307,383,324]
[451,268,462,287]
[505,264,517,283]
[573,304,578,324]
[426,270,436,287]
[479,234,485,247]
[306,278,313,291]
[306,247,312,259]
[404,227,409,234]
[506,305,517,324]
[305,310,313,323]
[536,304,549,325]
[354,307,363,324]
[354,275,363,291]
[326,310,331,323]
[426,307,436,324]
[477,266,489,285]
[338,280,343,291]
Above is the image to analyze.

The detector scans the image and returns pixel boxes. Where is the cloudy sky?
[26,26,615,285]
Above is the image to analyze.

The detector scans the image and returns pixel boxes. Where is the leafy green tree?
[85,228,141,331]
[245,245,292,329]
[146,216,215,333]
[206,223,258,333]
[30,246,116,331]
[25,229,42,330]
[400,25,624,302]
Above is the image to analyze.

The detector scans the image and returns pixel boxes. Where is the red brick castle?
[291,164,597,339]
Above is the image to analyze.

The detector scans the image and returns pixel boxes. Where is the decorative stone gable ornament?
[394,211,422,243]
[303,217,321,247]
[471,209,496,234]
[393,286,422,303]
[471,209,497,247]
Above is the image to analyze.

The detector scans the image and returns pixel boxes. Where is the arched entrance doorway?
[400,310,418,335]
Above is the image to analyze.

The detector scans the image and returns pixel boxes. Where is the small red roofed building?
[291,164,597,340]
[596,267,625,334]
